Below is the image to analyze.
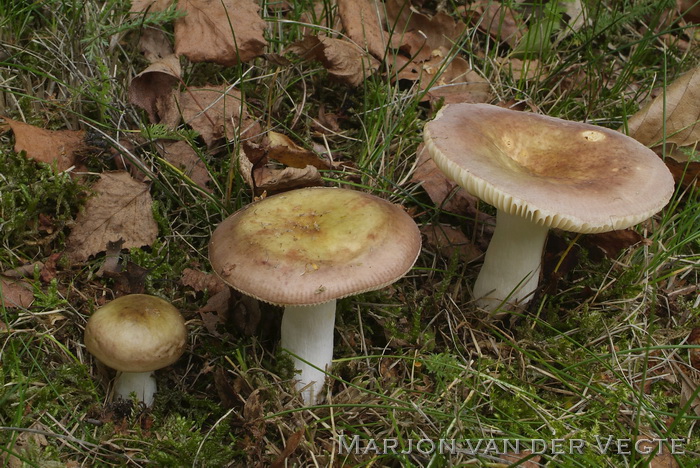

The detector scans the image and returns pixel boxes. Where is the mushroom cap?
[84,294,187,372]
[209,187,421,306]
[423,103,675,233]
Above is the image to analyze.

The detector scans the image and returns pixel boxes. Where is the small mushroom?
[423,103,675,314]
[84,294,187,407]
[209,187,421,404]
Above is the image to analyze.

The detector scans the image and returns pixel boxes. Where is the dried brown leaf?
[298,2,341,35]
[129,0,172,13]
[267,131,328,169]
[496,450,541,467]
[270,428,304,468]
[181,267,227,295]
[664,146,700,188]
[583,229,645,260]
[689,327,700,371]
[337,0,387,59]
[287,35,380,87]
[198,288,231,337]
[129,59,180,123]
[627,66,700,147]
[160,84,260,148]
[129,29,181,123]
[214,367,239,409]
[0,276,34,309]
[464,1,523,47]
[65,172,158,262]
[254,165,323,194]
[420,224,481,262]
[385,0,465,55]
[174,0,267,65]
[679,0,700,23]
[680,371,700,417]
[411,143,479,214]
[422,55,491,104]
[160,140,212,192]
[4,118,86,172]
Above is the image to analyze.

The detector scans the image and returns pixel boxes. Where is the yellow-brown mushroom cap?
[84,294,187,372]
[209,187,421,306]
[423,103,675,233]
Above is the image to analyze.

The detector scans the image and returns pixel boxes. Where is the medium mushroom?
[84,294,187,407]
[423,103,675,313]
[209,187,421,404]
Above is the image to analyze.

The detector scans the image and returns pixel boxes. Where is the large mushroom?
[423,103,675,313]
[84,294,188,407]
[209,187,421,404]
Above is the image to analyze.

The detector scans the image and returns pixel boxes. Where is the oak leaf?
[65,172,158,262]
[175,0,267,65]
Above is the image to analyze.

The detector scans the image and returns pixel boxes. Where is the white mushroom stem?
[113,371,157,407]
[280,300,336,404]
[473,210,550,313]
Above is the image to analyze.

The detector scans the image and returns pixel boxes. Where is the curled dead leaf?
[267,131,328,169]
[270,428,305,468]
[254,165,322,194]
[129,29,181,123]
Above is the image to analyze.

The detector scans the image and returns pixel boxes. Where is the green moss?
[145,414,242,466]
[0,149,86,264]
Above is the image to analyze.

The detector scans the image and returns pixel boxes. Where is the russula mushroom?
[209,187,421,404]
[84,294,187,407]
[423,103,674,313]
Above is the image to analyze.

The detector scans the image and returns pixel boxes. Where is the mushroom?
[84,294,188,406]
[209,187,421,404]
[423,103,675,313]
